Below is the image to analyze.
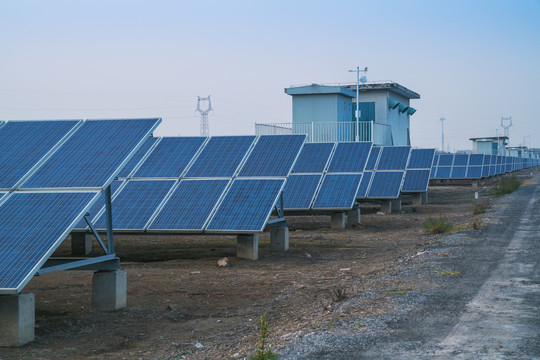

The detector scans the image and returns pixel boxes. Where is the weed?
[471,218,482,230]
[471,200,486,215]
[495,175,521,196]
[390,289,406,295]
[436,271,460,276]
[350,323,366,328]
[424,216,453,234]
[332,288,348,302]
[251,313,278,360]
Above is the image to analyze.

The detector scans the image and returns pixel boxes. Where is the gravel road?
[280,177,540,359]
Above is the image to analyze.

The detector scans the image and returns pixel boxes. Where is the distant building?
[469,136,508,156]
[255,81,420,145]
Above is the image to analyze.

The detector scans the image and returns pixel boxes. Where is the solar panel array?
[401,148,435,192]
[282,142,373,211]
[76,135,306,233]
[0,118,161,294]
[430,153,538,180]
[357,146,411,199]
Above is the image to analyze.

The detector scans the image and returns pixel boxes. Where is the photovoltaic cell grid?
[22,119,160,189]
[312,174,363,210]
[0,118,161,294]
[401,149,435,193]
[376,146,411,170]
[74,180,125,229]
[117,136,160,178]
[292,143,334,173]
[327,142,372,173]
[367,171,404,198]
[239,135,306,177]
[282,174,322,210]
[408,149,435,169]
[365,147,381,170]
[0,120,80,190]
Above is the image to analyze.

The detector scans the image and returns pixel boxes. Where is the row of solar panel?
[430,154,538,180]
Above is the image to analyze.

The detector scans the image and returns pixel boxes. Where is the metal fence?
[255,121,391,145]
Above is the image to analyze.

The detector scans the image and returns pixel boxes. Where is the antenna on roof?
[196,95,213,136]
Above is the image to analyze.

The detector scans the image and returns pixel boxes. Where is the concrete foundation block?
[347,207,361,226]
[390,198,402,213]
[0,293,35,347]
[71,233,93,256]
[412,193,422,206]
[270,225,289,252]
[92,269,127,311]
[331,212,346,229]
[380,200,392,214]
[237,235,258,260]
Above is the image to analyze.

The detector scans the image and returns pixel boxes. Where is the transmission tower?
[196,95,212,136]
[500,116,512,138]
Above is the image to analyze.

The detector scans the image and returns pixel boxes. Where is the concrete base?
[347,207,361,226]
[421,192,429,205]
[71,233,93,256]
[237,235,258,260]
[0,293,35,347]
[381,198,402,214]
[411,193,422,206]
[269,224,289,252]
[92,269,127,312]
[331,212,346,229]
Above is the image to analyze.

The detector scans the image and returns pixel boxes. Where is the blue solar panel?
[0,120,80,189]
[238,135,306,177]
[489,165,497,176]
[93,180,176,230]
[292,143,334,173]
[453,154,469,166]
[481,163,490,177]
[312,174,362,209]
[433,154,440,166]
[0,192,97,292]
[133,137,206,178]
[365,147,381,170]
[117,136,159,178]
[367,171,404,198]
[466,166,483,179]
[435,166,452,179]
[430,166,436,179]
[490,155,497,165]
[402,170,431,192]
[377,146,411,170]
[468,154,484,166]
[206,179,285,232]
[282,174,322,210]
[407,149,435,169]
[356,171,373,198]
[148,179,229,231]
[185,136,256,178]
[22,119,160,189]
[327,142,372,173]
[451,166,467,179]
[438,154,454,166]
[73,180,125,229]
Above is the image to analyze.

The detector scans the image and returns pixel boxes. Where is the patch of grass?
[471,218,482,230]
[350,323,366,328]
[436,271,460,276]
[251,313,278,360]
[495,175,521,196]
[471,200,486,215]
[424,216,453,234]
[390,289,406,295]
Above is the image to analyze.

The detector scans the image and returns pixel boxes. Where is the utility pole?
[501,116,512,138]
[196,95,212,136]
[440,117,445,152]
[348,66,368,142]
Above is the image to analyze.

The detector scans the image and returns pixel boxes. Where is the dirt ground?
[1,177,512,360]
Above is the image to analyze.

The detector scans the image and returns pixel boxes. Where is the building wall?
[292,94,353,124]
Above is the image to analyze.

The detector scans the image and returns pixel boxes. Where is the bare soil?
[0,178,508,360]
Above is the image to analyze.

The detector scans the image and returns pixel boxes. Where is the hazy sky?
[1,0,539,151]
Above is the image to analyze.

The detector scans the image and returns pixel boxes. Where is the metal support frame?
[274,191,285,219]
[104,184,115,254]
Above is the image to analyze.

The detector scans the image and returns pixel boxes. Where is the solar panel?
[367,171,404,198]
[356,171,373,198]
[0,120,81,189]
[292,143,335,173]
[326,142,372,173]
[453,154,469,166]
[282,174,322,210]
[117,136,160,178]
[401,170,431,192]
[0,192,98,293]
[73,180,125,229]
[466,166,483,179]
[435,166,452,179]
[312,174,362,209]
[468,154,484,166]
[450,166,467,179]
[133,137,206,178]
[206,179,285,232]
[377,146,411,170]
[438,154,454,166]
[93,180,176,230]
[238,135,306,177]
[365,146,380,171]
[148,179,230,231]
[22,119,160,189]
[185,136,256,178]
[407,149,435,169]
